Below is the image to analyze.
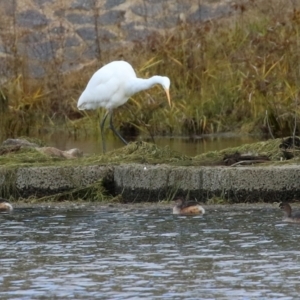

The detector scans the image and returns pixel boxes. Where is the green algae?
[28,180,109,203]
[193,138,286,166]
[0,138,298,169]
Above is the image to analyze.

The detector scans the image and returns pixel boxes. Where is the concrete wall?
[1,163,300,203]
[0,0,234,78]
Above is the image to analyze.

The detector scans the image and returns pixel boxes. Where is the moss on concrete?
[1,138,300,203]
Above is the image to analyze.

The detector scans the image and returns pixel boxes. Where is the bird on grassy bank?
[173,198,205,215]
[0,198,13,213]
[77,60,171,153]
[279,202,300,223]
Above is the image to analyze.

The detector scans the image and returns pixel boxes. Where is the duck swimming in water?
[173,198,205,215]
[0,198,13,213]
[279,202,300,223]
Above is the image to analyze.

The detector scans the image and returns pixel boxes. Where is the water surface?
[37,133,260,156]
[1,203,299,299]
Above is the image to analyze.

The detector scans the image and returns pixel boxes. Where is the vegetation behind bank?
[0,0,300,140]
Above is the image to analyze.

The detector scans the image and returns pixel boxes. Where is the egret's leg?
[100,110,110,153]
[109,111,128,145]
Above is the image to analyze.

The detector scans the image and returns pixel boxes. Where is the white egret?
[77,61,171,153]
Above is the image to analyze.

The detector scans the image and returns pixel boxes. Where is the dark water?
[39,133,260,156]
[1,203,300,299]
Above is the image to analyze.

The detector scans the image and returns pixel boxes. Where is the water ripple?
[0,205,300,299]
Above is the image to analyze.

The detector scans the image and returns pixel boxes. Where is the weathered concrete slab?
[0,165,113,198]
[1,163,300,202]
[114,164,203,201]
[114,164,300,202]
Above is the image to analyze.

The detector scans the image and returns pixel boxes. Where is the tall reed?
[0,0,299,139]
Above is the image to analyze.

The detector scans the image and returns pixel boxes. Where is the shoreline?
[1,162,300,203]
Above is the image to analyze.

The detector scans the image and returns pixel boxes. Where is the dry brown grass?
[0,0,300,140]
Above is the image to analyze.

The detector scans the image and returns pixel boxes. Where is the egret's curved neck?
[127,76,163,96]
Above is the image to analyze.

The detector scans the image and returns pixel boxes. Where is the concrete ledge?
[1,165,113,198]
[114,164,300,202]
[1,163,300,202]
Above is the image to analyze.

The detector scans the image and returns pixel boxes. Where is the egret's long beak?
[165,89,171,107]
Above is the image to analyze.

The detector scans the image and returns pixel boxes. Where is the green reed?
[1,0,300,139]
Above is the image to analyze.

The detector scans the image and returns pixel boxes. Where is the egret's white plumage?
[77,61,171,152]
